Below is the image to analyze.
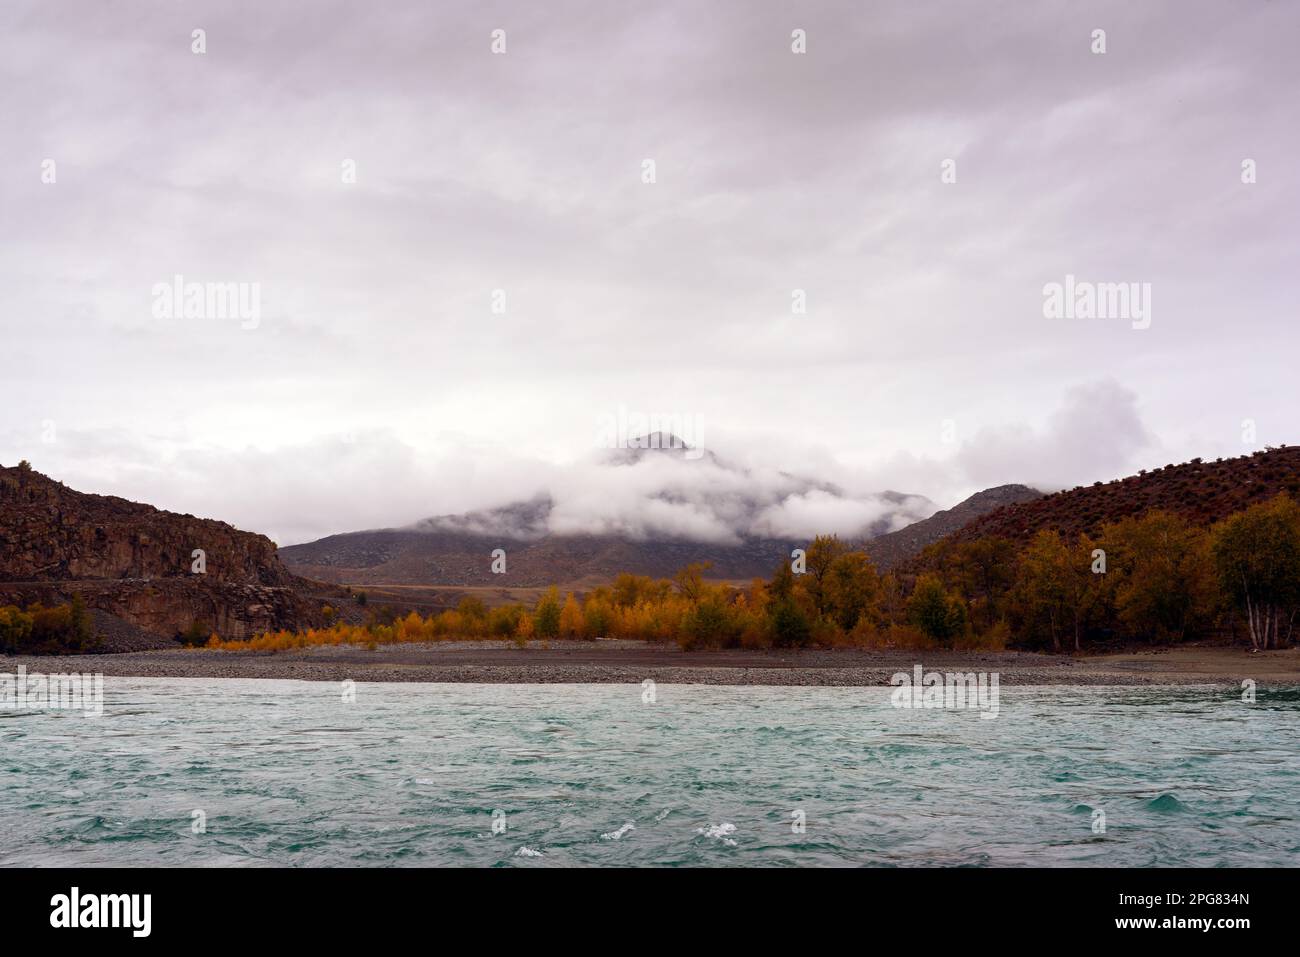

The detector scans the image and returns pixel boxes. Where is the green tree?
[456,595,488,622]
[68,594,94,650]
[906,574,967,644]
[949,537,1017,632]
[768,560,796,602]
[769,597,812,648]
[680,594,735,650]
[533,586,562,639]
[487,604,524,637]
[582,596,613,639]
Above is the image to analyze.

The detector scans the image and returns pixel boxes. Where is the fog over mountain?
[408,437,935,545]
[278,435,945,587]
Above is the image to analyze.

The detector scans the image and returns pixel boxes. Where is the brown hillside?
[864,484,1043,570]
[941,447,1300,548]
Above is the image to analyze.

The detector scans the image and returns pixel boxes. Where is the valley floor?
[5,642,1298,687]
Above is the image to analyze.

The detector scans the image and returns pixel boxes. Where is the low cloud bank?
[1,380,1164,547]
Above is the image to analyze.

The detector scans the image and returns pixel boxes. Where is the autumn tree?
[803,535,849,617]
[558,592,584,638]
[1014,530,1102,652]
[514,610,535,642]
[1103,512,1217,642]
[744,577,771,615]
[824,551,881,631]
[878,572,905,627]
[1062,533,1106,652]
[612,573,668,608]
[673,562,712,603]
[1212,494,1300,649]
[0,605,34,653]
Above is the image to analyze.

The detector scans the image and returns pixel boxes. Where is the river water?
[1,678,1296,866]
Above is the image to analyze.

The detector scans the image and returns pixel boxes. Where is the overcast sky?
[2,0,1296,545]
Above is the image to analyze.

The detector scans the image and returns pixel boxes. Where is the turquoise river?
[1,678,1297,866]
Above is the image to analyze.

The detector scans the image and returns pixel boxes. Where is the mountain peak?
[604,431,714,465]
[629,431,690,450]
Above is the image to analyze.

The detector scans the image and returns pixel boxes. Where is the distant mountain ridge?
[281,437,1018,586]
[282,526,798,587]
[281,479,1038,587]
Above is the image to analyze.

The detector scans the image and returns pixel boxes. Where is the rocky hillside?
[0,461,327,643]
[863,484,1043,570]
[939,447,1300,548]
[0,462,295,584]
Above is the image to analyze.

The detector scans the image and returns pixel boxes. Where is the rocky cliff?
[0,461,327,644]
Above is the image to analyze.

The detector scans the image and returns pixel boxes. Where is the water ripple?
[0,679,1297,866]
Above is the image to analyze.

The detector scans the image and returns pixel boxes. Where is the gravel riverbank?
[5,641,1297,687]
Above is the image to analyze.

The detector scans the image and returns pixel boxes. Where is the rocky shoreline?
[5,641,1297,687]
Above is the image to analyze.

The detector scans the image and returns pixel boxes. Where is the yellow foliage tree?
[559,592,584,638]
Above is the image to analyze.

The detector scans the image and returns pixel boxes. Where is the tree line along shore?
[186,493,1300,656]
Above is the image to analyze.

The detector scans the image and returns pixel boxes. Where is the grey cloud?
[2,1,1295,538]
[954,380,1156,492]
